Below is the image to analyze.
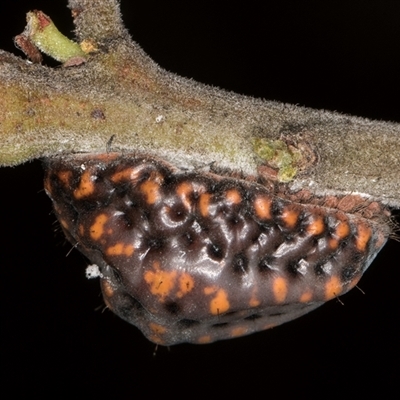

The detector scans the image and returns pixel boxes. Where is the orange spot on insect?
[273,277,288,303]
[204,286,216,296]
[231,327,248,338]
[140,180,160,204]
[177,273,195,298]
[197,336,212,344]
[111,164,147,184]
[176,182,193,209]
[209,288,230,315]
[281,207,300,229]
[254,196,272,219]
[249,297,261,308]
[90,213,108,240]
[249,287,261,307]
[78,224,84,236]
[325,276,342,300]
[226,189,241,205]
[307,215,325,235]
[101,280,114,298]
[57,170,72,186]
[124,244,134,256]
[199,193,211,217]
[335,218,350,239]
[328,238,339,250]
[149,322,167,335]
[144,263,194,302]
[74,170,95,199]
[300,291,313,303]
[328,214,351,249]
[355,223,372,252]
[106,243,134,257]
[111,167,135,182]
[144,262,177,301]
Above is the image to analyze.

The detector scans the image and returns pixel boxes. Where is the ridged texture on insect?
[44,153,390,345]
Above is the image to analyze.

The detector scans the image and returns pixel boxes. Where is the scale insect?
[44,152,390,345]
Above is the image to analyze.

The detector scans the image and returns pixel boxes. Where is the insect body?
[44,153,390,345]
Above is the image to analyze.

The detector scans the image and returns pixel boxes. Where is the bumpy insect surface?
[44,153,390,345]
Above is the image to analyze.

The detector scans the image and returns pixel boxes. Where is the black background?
[1,1,399,397]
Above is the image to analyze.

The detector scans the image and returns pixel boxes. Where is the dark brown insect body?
[44,153,390,345]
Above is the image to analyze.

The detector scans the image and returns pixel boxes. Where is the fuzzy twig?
[0,0,399,207]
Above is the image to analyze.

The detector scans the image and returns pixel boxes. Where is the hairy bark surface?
[0,0,399,208]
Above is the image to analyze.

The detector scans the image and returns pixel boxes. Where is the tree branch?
[0,0,399,208]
